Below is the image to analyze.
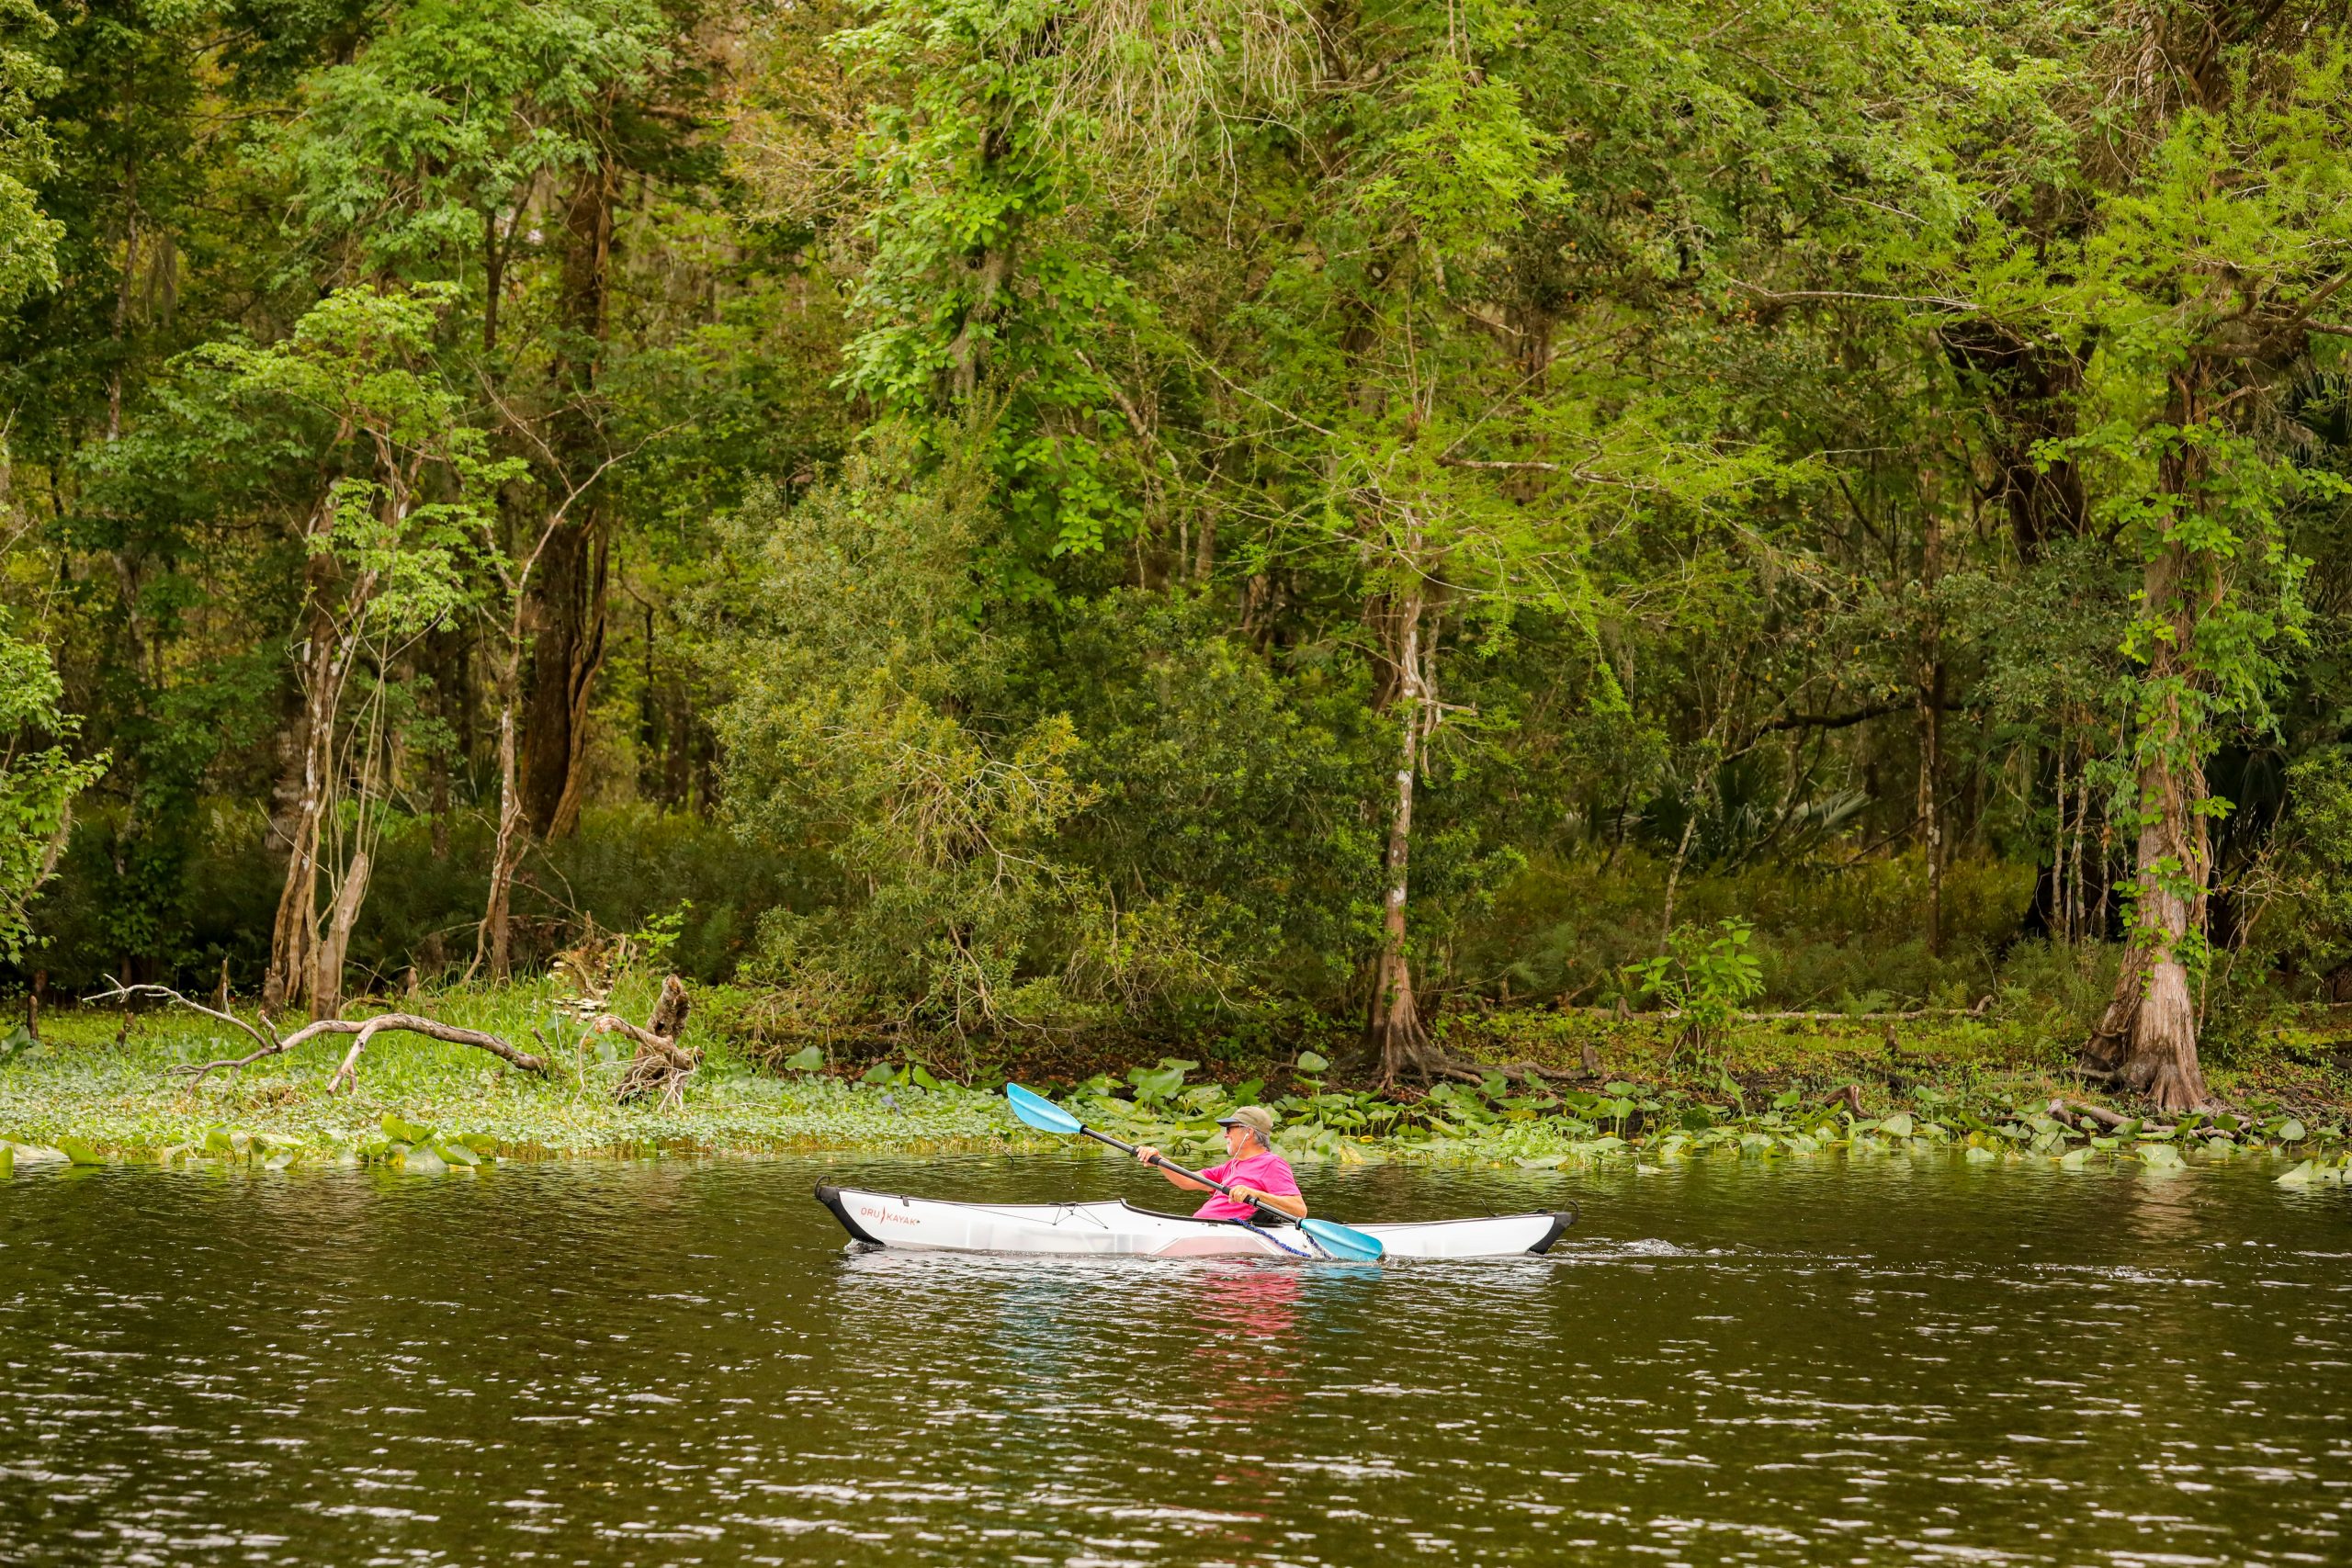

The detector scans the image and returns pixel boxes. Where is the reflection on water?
[1,1151,2346,1565]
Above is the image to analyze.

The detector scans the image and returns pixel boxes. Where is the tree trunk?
[1919,506,1944,956]
[310,849,371,1021]
[517,151,618,840]
[2070,752,2090,945]
[263,453,399,1011]
[2081,527,2215,1111]
[429,626,454,861]
[1659,810,1698,947]
[262,604,343,1012]
[2052,741,2071,945]
[481,206,503,353]
[479,667,530,983]
[1370,577,1438,1083]
[518,516,606,836]
[945,240,1012,399]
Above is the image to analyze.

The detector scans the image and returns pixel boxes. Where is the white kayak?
[815,1184,1576,1259]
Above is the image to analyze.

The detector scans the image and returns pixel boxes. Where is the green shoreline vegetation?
[7,973,2347,1189]
[17,4,2352,1158]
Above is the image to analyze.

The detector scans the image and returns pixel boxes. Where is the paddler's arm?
[1227,1184,1307,1220]
[1133,1145,1214,1192]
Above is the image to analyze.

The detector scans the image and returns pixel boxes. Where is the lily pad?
[381,1113,433,1145]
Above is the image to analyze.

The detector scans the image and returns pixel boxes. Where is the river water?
[2,1152,2346,1566]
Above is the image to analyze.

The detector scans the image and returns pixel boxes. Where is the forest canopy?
[6,0,2352,1109]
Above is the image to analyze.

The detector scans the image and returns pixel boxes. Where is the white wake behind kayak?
[815,1184,1576,1259]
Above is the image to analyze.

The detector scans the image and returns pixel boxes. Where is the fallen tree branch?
[2056,1097,2131,1131]
[98,982,550,1089]
[318,1013,546,1094]
[1487,1059,1592,1084]
[94,981,283,1072]
[1418,1054,1595,1089]
[169,1037,296,1080]
[1566,999,1994,1023]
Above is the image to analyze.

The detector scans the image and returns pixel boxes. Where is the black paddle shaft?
[1076,1124,1296,1227]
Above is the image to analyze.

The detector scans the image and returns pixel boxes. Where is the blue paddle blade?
[1004,1083,1083,1136]
[1302,1216,1385,1261]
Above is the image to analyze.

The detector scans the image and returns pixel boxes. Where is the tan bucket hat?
[1216,1105,1277,1142]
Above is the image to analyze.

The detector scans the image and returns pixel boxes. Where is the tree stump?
[605,976,699,1112]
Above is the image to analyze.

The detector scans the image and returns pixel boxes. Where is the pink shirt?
[1193,1150,1302,1222]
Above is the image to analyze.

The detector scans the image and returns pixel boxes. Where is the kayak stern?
[814,1184,883,1247]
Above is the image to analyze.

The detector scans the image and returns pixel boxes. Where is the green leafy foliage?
[1629,919,1766,1062]
[0,0,61,310]
[14,0,2352,1123]
[0,623,107,961]
[356,1113,499,1171]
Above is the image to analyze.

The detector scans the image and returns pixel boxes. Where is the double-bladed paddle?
[1003,1082,1385,1261]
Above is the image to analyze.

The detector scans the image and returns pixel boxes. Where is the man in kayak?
[1135,1106,1307,1223]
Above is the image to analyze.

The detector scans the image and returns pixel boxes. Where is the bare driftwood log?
[2055,1097,2132,1131]
[1575,995,1996,1023]
[2048,1098,2220,1139]
[1427,1057,1592,1088]
[97,982,550,1091]
[602,975,698,1111]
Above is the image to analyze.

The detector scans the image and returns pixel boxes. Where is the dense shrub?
[11,803,814,995]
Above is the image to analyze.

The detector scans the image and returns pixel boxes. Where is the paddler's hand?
[1134,1145,1163,1166]
[1228,1184,1258,1204]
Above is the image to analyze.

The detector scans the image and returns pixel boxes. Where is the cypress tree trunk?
[2081,385,2216,1112]
[2081,636,2212,1111]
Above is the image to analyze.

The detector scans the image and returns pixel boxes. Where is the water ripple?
[0,1155,2342,1565]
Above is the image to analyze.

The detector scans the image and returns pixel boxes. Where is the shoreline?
[4,991,2346,1182]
